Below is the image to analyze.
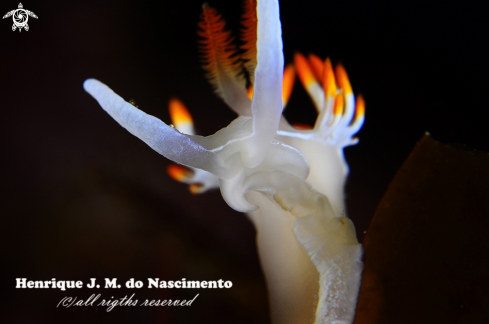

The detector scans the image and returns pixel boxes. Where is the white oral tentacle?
[83,79,239,180]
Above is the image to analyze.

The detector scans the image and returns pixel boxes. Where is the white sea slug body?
[84,0,365,323]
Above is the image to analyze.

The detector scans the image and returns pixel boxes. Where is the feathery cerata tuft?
[240,0,257,84]
[198,4,245,95]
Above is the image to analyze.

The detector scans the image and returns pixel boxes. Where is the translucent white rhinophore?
[84,0,365,323]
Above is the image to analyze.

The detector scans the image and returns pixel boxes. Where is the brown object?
[354,134,489,324]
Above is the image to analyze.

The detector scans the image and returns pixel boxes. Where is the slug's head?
[166,2,365,204]
[84,0,364,213]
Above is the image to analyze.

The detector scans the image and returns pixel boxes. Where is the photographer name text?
[16,278,233,291]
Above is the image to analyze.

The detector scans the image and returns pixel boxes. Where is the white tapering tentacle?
[242,0,284,169]
[84,79,240,179]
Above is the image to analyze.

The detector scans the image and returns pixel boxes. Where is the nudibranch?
[84,0,364,323]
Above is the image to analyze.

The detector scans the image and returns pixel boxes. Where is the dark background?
[1,0,487,323]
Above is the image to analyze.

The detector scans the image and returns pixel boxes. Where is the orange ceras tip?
[282,64,295,105]
[189,183,204,194]
[169,98,193,127]
[291,122,313,130]
[334,91,345,116]
[308,54,324,81]
[335,64,353,95]
[294,53,317,89]
[247,84,254,99]
[167,164,193,182]
[355,95,365,119]
[322,58,337,98]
